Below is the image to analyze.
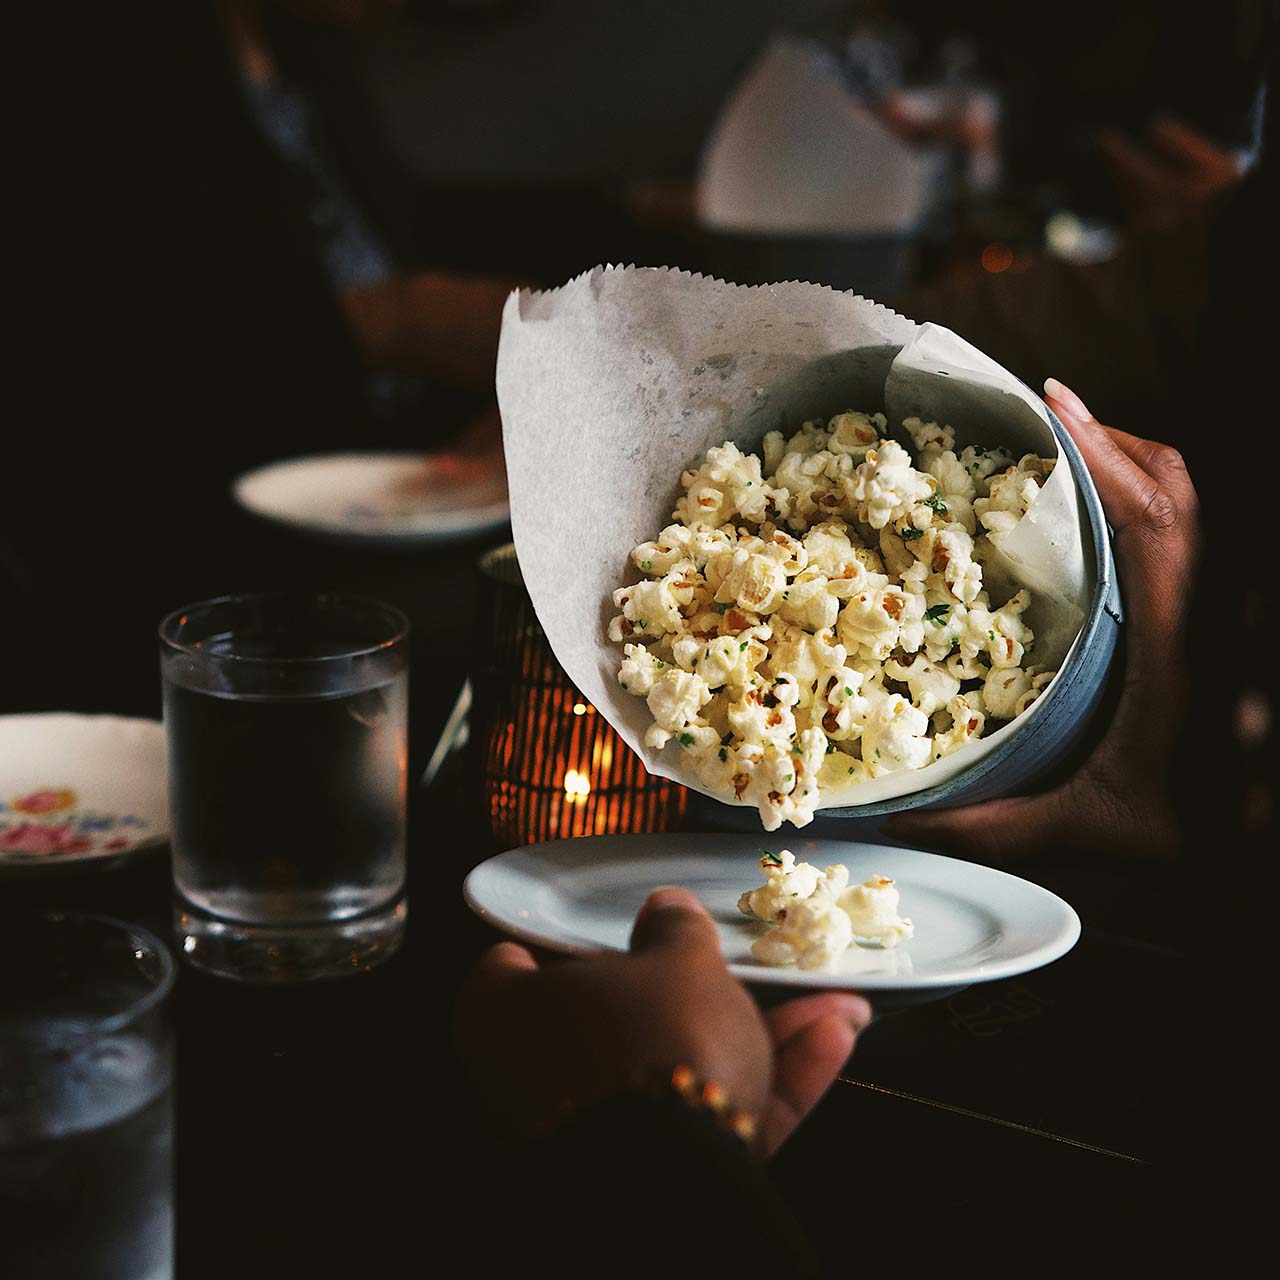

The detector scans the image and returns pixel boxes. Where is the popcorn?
[836,581,911,661]
[923,452,976,504]
[714,549,789,614]
[643,668,712,749]
[738,849,823,922]
[859,691,933,776]
[775,569,840,632]
[1015,670,1054,716]
[959,444,1015,497]
[923,527,984,604]
[884,652,961,717]
[772,447,853,526]
[975,454,1055,544]
[877,525,917,579]
[849,440,935,529]
[838,875,914,948]
[983,664,1052,720]
[746,727,827,832]
[688,630,767,689]
[903,416,955,460]
[631,523,734,576]
[617,643,668,696]
[763,419,828,473]
[811,666,871,741]
[827,411,887,459]
[609,412,1056,829]
[674,441,788,527]
[727,679,797,747]
[740,852,913,969]
[751,875,853,970]
[767,623,846,704]
[930,693,986,759]
[987,589,1035,669]
[609,564,699,641]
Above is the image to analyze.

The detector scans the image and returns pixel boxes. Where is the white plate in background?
[464,833,1080,998]
[0,714,169,871]
[233,450,510,548]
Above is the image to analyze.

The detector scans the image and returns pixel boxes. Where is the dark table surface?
[5,512,1188,1275]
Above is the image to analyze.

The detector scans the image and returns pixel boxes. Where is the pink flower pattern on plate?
[0,788,152,860]
[0,822,95,855]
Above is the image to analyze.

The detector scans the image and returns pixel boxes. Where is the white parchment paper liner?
[496,266,1092,816]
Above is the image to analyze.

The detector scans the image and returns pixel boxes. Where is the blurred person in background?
[215,0,520,436]
[687,0,1266,452]
[888,0,1268,452]
[688,3,1003,301]
[3,0,521,714]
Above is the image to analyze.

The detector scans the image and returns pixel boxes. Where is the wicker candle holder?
[473,544,687,849]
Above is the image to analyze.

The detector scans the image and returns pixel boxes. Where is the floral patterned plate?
[0,714,168,872]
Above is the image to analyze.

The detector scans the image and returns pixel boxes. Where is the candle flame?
[563,769,591,801]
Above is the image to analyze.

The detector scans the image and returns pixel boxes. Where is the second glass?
[160,593,409,981]
[0,911,175,1280]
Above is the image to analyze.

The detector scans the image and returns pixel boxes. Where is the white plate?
[0,714,169,871]
[233,450,510,548]
[464,834,1080,995]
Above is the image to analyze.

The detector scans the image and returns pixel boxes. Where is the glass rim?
[3,909,176,1034]
[158,591,410,666]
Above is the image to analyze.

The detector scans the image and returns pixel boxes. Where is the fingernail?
[1043,377,1092,422]
[838,994,873,1028]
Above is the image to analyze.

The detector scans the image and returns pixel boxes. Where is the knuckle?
[1089,777,1133,829]
[1071,774,1142,849]
[1138,483,1180,532]
[1146,442,1188,476]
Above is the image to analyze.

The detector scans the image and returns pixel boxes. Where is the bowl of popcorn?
[496,267,1121,831]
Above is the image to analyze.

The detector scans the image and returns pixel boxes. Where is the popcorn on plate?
[738,850,914,970]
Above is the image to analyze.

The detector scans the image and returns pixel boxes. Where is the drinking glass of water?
[160,593,409,981]
[1,910,175,1280]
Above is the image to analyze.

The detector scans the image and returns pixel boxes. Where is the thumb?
[629,886,721,958]
[453,940,541,1054]
[884,791,1069,862]
[1044,378,1191,545]
[460,940,540,1002]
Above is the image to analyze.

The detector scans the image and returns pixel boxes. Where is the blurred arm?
[340,271,524,390]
